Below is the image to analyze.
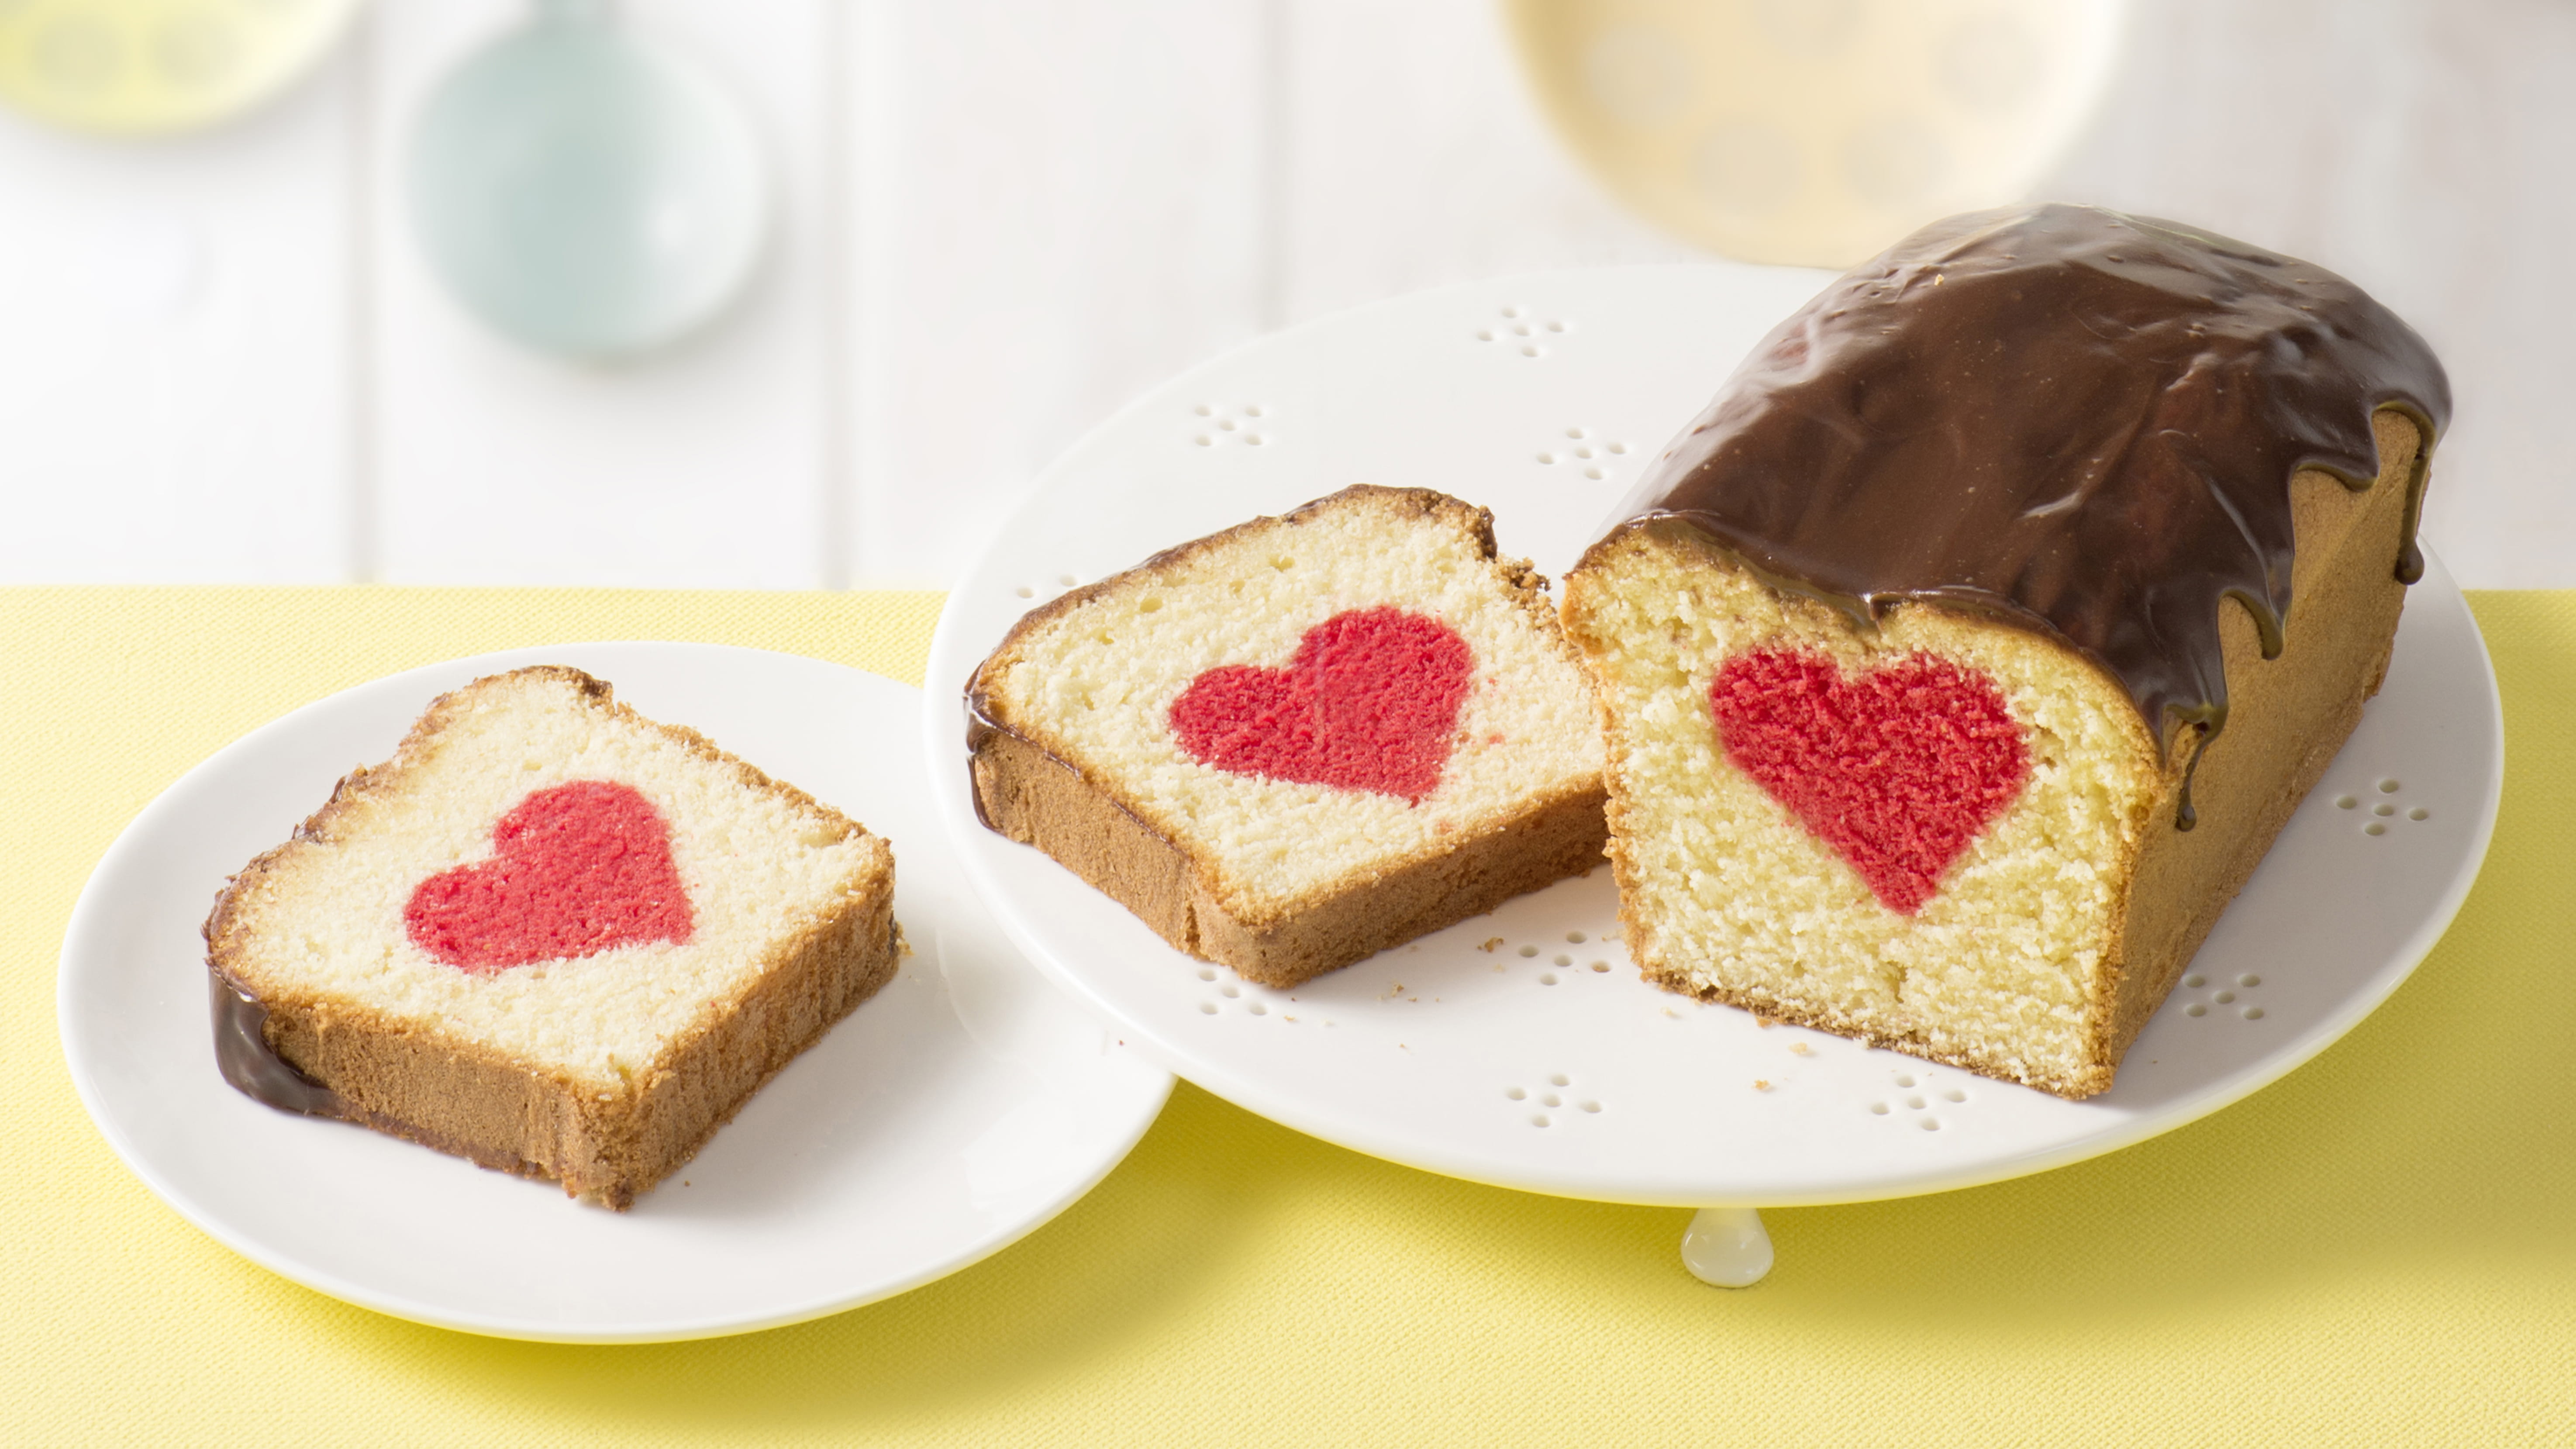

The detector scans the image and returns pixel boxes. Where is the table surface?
[1,0,2570,591]
[6,585,2571,1447]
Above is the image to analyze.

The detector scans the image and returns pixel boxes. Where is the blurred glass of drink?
[1506,0,2127,267]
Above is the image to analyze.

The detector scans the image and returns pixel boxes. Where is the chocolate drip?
[1610,203,2451,766]
[210,968,347,1118]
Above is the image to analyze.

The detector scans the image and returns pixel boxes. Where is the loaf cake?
[206,666,900,1208]
[967,485,1607,988]
[1561,203,2450,1097]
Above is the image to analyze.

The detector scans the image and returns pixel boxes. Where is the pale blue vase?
[407,0,767,360]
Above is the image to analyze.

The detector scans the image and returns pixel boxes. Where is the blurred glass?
[1505,0,2127,267]
[0,0,356,135]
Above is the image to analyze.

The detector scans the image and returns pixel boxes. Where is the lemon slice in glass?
[0,0,357,136]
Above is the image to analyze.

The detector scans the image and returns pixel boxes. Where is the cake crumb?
[1788,1042,1812,1056]
[1479,937,1504,952]
[1754,1080,1772,1091]
[1755,1015,1779,1029]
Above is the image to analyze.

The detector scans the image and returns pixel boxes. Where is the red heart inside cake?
[405,780,695,973]
[1170,607,1474,804]
[1709,649,2029,914]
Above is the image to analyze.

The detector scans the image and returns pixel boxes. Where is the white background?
[0,0,2566,590]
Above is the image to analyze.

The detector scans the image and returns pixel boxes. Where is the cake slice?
[1562,204,2449,1097]
[206,666,899,1208]
[966,485,1607,988]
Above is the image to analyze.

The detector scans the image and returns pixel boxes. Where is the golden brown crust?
[1580,410,2426,1098]
[2096,409,2423,1076]
[977,718,1605,987]
[239,895,901,1208]
[965,485,1607,985]
[204,666,898,1208]
[970,487,1504,690]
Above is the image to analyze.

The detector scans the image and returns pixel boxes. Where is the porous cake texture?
[207,666,899,1208]
[968,485,1607,987]
[1564,203,2448,1099]
[1567,414,2426,1096]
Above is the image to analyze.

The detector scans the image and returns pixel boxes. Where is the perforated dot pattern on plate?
[1010,569,1092,605]
[1533,423,1631,480]
[1187,401,1272,448]
[1476,304,1570,358]
[2341,775,2428,839]
[1505,1070,1600,1126]
[2174,966,2267,1024]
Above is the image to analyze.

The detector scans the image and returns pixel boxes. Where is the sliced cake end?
[206,665,900,1208]
[967,485,1607,987]
[1562,202,2445,1098]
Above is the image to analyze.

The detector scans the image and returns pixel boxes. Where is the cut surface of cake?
[1562,203,2450,1098]
[967,485,1607,988]
[207,666,899,1208]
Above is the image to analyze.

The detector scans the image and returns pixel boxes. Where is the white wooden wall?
[0,0,2566,589]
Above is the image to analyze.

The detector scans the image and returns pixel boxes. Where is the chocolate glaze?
[210,967,347,1118]
[1609,204,2451,785]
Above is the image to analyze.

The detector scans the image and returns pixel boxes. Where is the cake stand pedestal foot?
[1681,1207,1773,1287]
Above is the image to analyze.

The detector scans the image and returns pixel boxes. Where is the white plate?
[925,265,2503,1211]
[59,643,1171,1342]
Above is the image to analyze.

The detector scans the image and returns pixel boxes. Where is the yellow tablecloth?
[5,588,2570,1446]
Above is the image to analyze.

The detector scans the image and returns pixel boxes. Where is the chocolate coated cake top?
[1609,202,2451,756]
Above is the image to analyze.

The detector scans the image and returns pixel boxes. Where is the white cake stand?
[923,266,2504,1286]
